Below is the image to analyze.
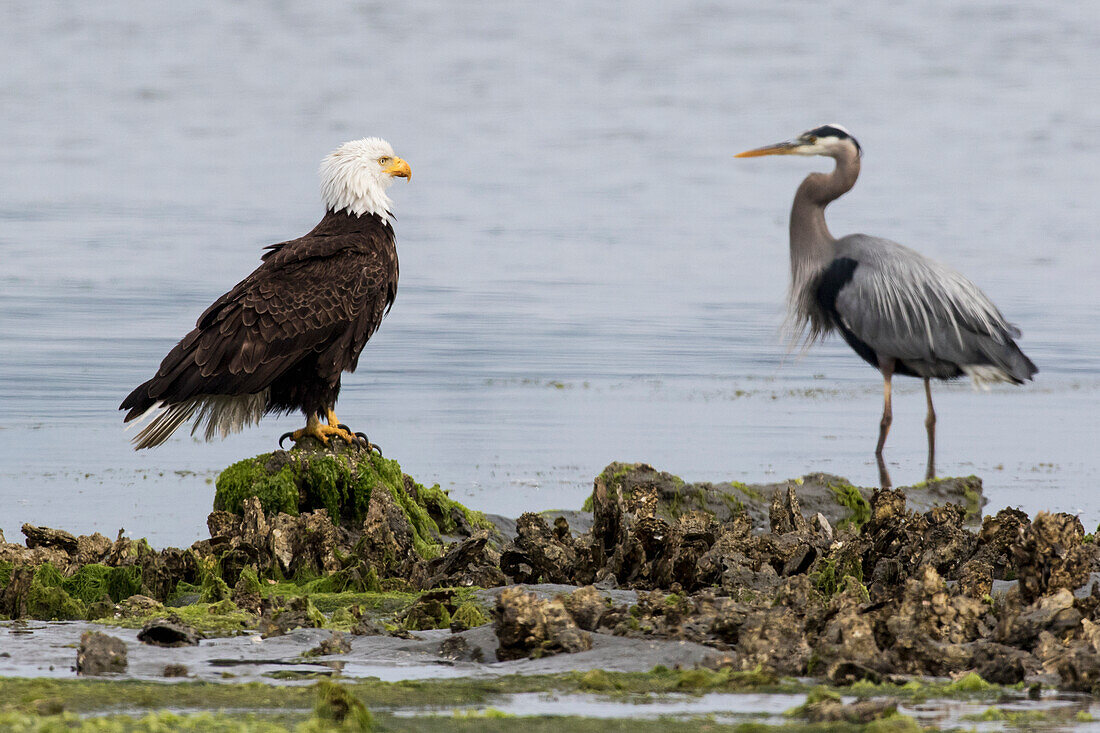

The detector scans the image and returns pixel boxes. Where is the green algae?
[845,673,1013,702]
[0,669,802,717]
[828,480,871,530]
[98,599,257,635]
[450,601,490,630]
[0,709,925,733]
[942,671,994,694]
[417,484,494,536]
[810,558,865,598]
[63,564,142,604]
[728,481,764,502]
[0,711,306,732]
[308,680,373,731]
[0,673,1005,732]
[24,563,87,620]
[26,584,86,621]
[214,457,299,516]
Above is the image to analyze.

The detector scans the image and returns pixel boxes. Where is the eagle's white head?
[319,137,411,218]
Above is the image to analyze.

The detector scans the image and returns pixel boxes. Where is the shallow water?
[1,1,1098,546]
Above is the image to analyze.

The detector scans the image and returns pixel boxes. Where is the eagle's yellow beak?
[735,141,799,158]
[384,157,412,180]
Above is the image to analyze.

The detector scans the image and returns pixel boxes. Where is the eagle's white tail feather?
[128,391,268,449]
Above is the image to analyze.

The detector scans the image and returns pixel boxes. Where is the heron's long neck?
[788,148,860,282]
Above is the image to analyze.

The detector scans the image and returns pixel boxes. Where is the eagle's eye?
[378,156,391,166]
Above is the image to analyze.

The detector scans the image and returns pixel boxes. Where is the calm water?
[1,1,1098,546]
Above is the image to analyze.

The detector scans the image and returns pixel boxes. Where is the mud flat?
[3,443,1100,730]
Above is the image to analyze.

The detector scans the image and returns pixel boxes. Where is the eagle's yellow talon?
[280,415,357,448]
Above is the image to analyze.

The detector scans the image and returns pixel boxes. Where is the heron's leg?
[875,360,894,456]
[875,359,895,488]
[924,377,936,481]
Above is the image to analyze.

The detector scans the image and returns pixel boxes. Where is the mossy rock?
[20,563,87,620]
[215,446,401,523]
[214,446,492,551]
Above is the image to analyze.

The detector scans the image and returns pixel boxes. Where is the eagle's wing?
[120,232,397,446]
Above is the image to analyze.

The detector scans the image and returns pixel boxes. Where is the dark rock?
[357,482,424,582]
[1012,512,1092,603]
[424,530,505,589]
[500,513,576,585]
[351,617,387,636]
[258,596,324,638]
[827,661,882,685]
[117,595,163,617]
[973,507,1031,579]
[22,524,78,554]
[162,664,190,678]
[76,631,127,675]
[306,631,352,657]
[995,588,1081,648]
[562,585,608,631]
[803,695,897,724]
[399,589,459,631]
[137,616,201,647]
[74,533,112,565]
[971,641,1037,684]
[882,566,990,675]
[494,586,592,661]
[770,487,809,534]
[439,635,483,662]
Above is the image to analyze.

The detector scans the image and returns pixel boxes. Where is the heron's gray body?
[737,124,1036,485]
[797,233,1036,385]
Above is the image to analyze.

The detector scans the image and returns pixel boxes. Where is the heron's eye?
[378,157,390,165]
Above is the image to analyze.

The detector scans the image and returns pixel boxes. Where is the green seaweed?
[418,484,493,536]
[450,601,489,630]
[62,564,142,604]
[942,671,993,694]
[26,584,86,621]
[308,680,373,731]
[17,562,88,620]
[828,481,871,530]
[214,457,300,516]
[810,557,864,598]
[98,600,257,635]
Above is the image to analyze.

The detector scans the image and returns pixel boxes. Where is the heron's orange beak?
[735,141,799,158]
[384,157,412,180]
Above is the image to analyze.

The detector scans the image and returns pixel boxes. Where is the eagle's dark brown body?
[120,210,398,448]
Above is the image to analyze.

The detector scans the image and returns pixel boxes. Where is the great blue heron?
[736,124,1037,486]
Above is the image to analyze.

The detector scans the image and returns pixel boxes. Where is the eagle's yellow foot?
[278,416,359,449]
[326,410,382,455]
[278,414,381,453]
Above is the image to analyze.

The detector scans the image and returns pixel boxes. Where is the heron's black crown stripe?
[807,125,862,154]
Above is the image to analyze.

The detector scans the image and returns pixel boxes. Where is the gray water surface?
[1,1,1098,546]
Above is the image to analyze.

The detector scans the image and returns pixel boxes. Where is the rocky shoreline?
[3,443,1100,728]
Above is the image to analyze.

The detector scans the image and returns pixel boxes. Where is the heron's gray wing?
[830,235,1032,380]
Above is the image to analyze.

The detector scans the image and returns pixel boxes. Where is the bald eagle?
[120,138,411,450]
